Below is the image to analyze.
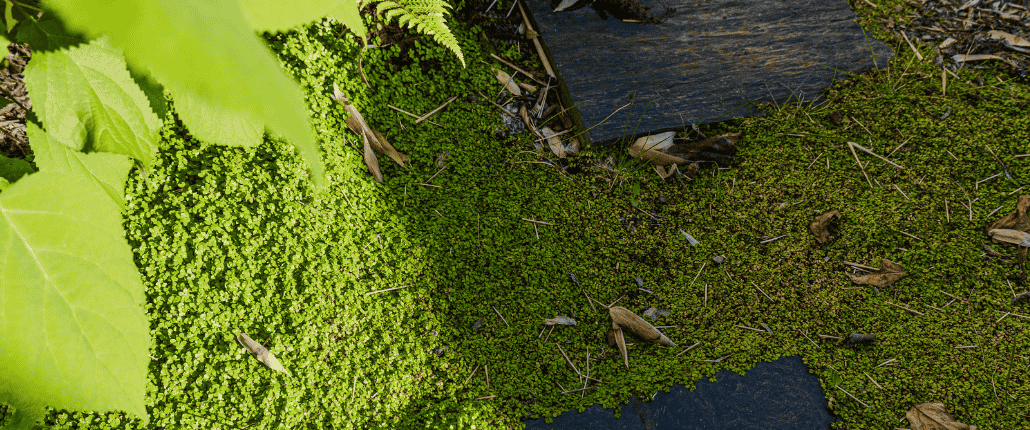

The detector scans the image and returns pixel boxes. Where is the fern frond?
[373,0,466,67]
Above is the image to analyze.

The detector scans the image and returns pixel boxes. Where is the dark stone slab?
[522,354,841,429]
[525,0,896,145]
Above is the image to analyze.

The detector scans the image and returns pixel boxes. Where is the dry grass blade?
[609,306,676,347]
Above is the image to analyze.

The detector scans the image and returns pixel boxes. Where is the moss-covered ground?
[15,0,1030,428]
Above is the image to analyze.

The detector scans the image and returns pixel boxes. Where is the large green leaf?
[0,171,150,427]
[236,0,339,35]
[169,87,265,148]
[328,0,368,41]
[0,154,35,183]
[22,36,160,169]
[26,121,132,211]
[43,0,327,189]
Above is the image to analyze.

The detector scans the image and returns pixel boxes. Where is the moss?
[22,0,1030,429]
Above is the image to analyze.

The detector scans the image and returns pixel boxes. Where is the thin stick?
[750,281,774,301]
[475,395,496,400]
[836,385,872,408]
[987,205,1004,218]
[584,291,597,313]
[848,142,874,188]
[485,365,490,388]
[425,164,449,183]
[884,301,925,315]
[945,198,950,223]
[688,262,707,288]
[492,305,510,327]
[887,137,912,157]
[896,230,922,241]
[876,358,897,368]
[704,283,708,307]
[556,344,582,376]
[388,105,421,120]
[800,330,819,348]
[849,116,876,140]
[1009,186,1024,195]
[544,325,555,342]
[463,365,481,385]
[735,324,766,333]
[476,90,516,117]
[807,153,823,169]
[976,172,1002,186]
[819,334,843,341]
[562,387,595,394]
[994,309,1030,320]
[675,342,701,357]
[864,372,883,389]
[488,54,547,86]
[365,285,411,295]
[848,141,906,169]
[939,290,969,303]
[954,345,977,349]
[416,95,458,123]
[900,30,924,61]
[893,184,910,200]
[843,261,879,271]
[947,150,958,160]
[521,218,553,225]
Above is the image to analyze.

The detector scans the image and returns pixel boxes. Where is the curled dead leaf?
[539,126,565,158]
[494,68,521,96]
[809,210,843,244]
[905,402,976,430]
[611,322,629,369]
[362,133,383,182]
[845,258,906,289]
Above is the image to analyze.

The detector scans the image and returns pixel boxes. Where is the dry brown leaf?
[517,82,539,93]
[331,81,347,103]
[984,195,1030,265]
[611,322,629,369]
[906,402,976,430]
[566,137,580,154]
[609,306,676,347]
[540,126,565,158]
[519,105,543,140]
[363,133,383,182]
[845,258,906,288]
[628,132,688,166]
[809,210,843,244]
[236,333,292,376]
[988,229,1030,247]
[370,129,411,168]
[953,53,1004,63]
[987,30,1030,48]
[494,68,521,96]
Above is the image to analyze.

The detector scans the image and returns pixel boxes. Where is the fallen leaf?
[628,132,687,166]
[985,195,1030,266]
[494,68,521,96]
[953,53,1004,63]
[611,322,629,369]
[809,210,843,244]
[543,316,577,326]
[609,306,676,347]
[362,133,383,182]
[540,126,565,158]
[566,137,580,154]
[331,81,347,103]
[343,103,410,169]
[517,82,538,93]
[236,333,291,376]
[369,129,411,168]
[845,258,906,288]
[905,402,976,430]
[987,30,1030,48]
[1012,292,1029,304]
[554,0,581,12]
[987,229,1030,247]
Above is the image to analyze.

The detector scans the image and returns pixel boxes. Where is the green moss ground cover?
[8,0,1030,428]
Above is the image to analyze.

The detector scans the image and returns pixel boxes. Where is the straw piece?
[556,344,582,376]
[750,281,775,301]
[835,385,872,408]
[492,305,510,327]
[366,285,411,295]
[863,372,883,389]
[463,365,481,385]
[675,342,701,357]
[488,54,547,86]
[848,141,906,169]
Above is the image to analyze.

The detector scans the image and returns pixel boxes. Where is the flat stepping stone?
[524,0,896,144]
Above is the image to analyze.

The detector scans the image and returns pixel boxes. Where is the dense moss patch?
[18,0,1030,428]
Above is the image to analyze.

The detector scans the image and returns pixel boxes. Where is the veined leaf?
[43,0,327,189]
[12,9,90,52]
[23,35,160,169]
[26,122,132,211]
[236,0,342,35]
[0,171,150,426]
[169,88,265,148]
[328,0,368,41]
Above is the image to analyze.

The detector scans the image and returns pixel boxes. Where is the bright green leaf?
[169,88,264,148]
[23,36,160,169]
[26,121,132,211]
[0,171,151,426]
[42,0,327,189]
[13,9,89,52]
[328,0,368,41]
[236,0,337,35]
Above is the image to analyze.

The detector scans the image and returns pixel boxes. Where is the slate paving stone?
[524,0,896,144]
[522,355,841,429]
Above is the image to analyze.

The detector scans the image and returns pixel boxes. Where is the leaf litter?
[236,333,291,376]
